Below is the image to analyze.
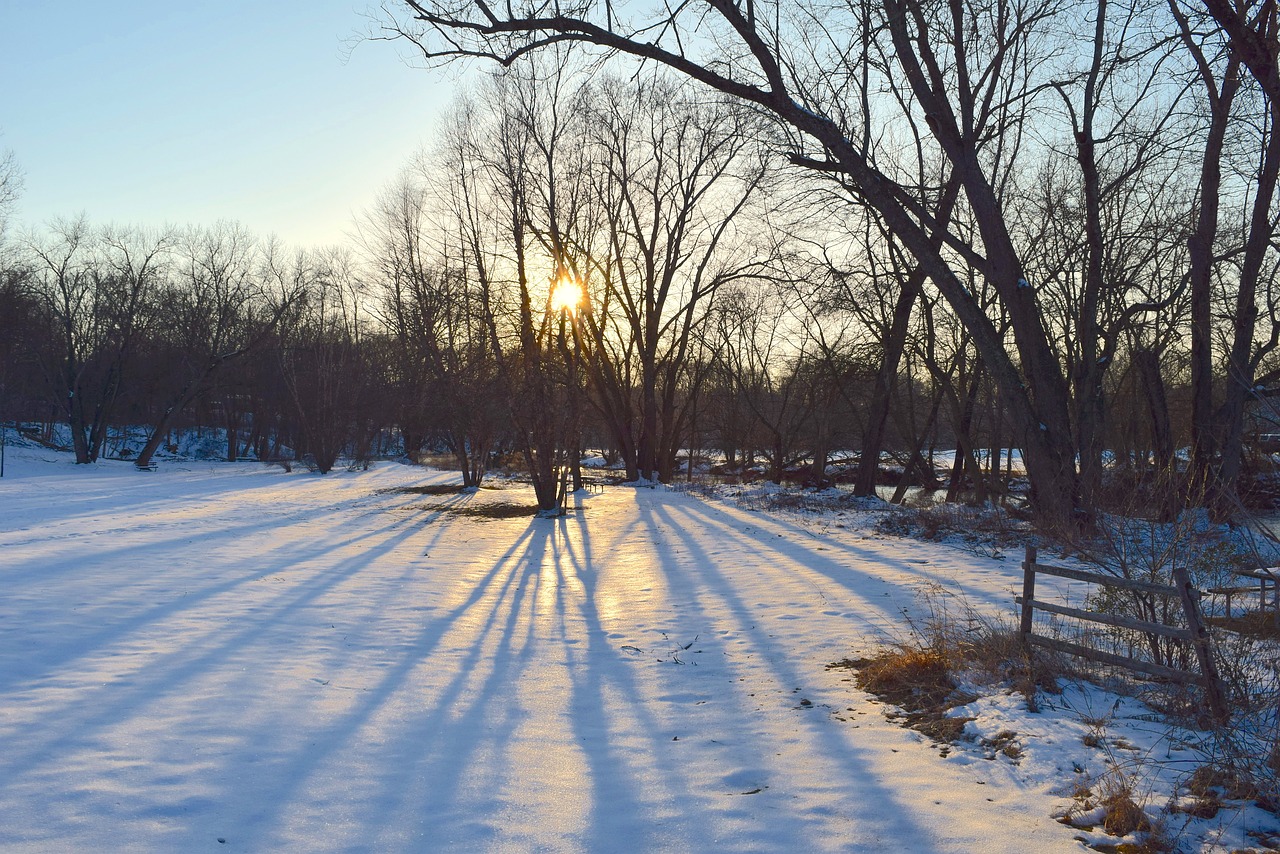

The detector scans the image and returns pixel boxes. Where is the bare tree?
[131,224,302,469]
[578,73,774,483]
[1201,0,1280,108]
[428,61,589,513]
[0,266,38,441]
[25,220,173,463]
[363,176,505,486]
[0,146,29,446]
[0,146,22,247]
[715,283,820,484]
[278,249,375,474]
[376,0,1090,527]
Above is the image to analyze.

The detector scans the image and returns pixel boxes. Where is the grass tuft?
[849,647,956,709]
[1099,786,1151,838]
[832,648,976,745]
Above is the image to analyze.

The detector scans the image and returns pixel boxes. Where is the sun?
[550,276,584,313]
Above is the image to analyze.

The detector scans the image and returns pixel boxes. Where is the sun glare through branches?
[549,275,584,314]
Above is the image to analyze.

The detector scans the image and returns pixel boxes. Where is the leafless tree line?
[0,219,358,470]
[364,0,1280,527]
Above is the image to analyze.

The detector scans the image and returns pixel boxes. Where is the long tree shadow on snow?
[619,490,955,848]
[278,500,699,851]
[0,500,434,786]
[0,485,438,695]
[671,491,1025,615]
[0,479,1036,852]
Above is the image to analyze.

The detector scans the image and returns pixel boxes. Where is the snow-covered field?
[2,445,1276,852]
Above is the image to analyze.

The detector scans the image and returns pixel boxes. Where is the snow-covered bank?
[1,448,1275,851]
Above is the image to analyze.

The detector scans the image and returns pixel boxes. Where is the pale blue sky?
[0,2,463,247]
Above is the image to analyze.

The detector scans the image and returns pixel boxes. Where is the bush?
[873,502,1032,557]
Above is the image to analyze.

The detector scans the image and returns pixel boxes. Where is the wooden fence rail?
[1018,545,1228,723]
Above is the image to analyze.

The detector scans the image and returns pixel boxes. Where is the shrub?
[873,502,1032,558]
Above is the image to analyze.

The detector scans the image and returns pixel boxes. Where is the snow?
[2,445,1278,852]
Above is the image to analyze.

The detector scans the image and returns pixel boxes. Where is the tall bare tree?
[25,220,173,463]
[278,249,376,473]
[363,176,505,486]
[377,0,1087,527]
[0,145,21,247]
[581,73,773,482]
[132,225,302,469]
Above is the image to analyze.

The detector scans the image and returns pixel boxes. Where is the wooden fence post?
[1171,562,1229,724]
[1020,545,1037,641]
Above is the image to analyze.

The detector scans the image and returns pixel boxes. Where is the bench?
[1208,568,1279,620]
[1206,585,1261,618]
[134,462,158,472]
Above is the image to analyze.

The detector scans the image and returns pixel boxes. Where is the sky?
[0,2,468,247]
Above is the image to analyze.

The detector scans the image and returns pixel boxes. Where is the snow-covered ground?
[2,445,1277,852]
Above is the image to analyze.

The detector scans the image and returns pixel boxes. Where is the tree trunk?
[638,354,658,481]
[1214,105,1280,515]
[855,178,959,496]
[855,269,923,496]
[1186,54,1241,503]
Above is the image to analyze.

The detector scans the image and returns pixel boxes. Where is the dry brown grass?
[846,647,956,709]
[981,729,1024,762]
[1186,762,1262,801]
[1099,785,1152,837]
[1059,773,1173,853]
[831,647,977,745]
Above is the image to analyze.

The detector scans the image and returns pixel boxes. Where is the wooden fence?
[1018,546,1228,722]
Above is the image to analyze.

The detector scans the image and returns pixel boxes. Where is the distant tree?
[363,177,505,487]
[427,57,595,513]
[581,73,774,483]
[0,266,38,428]
[132,225,303,470]
[0,149,31,431]
[25,220,173,463]
[278,250,376,474]
[714,284,817,484]
[812,175,961,496]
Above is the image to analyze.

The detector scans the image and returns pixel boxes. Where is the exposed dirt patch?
[377,484,472,496]
[981,729,1024,763]
[379,482,567,520]
[415,501,553,520]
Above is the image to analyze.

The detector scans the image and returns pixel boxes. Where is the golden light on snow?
[550,275,584,314]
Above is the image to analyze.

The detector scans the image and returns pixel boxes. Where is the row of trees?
[5,0,1280,525]
[0,218,375,471]
[0,206,903,487]
[369,0,1280,527]
[0,186,1194,504]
